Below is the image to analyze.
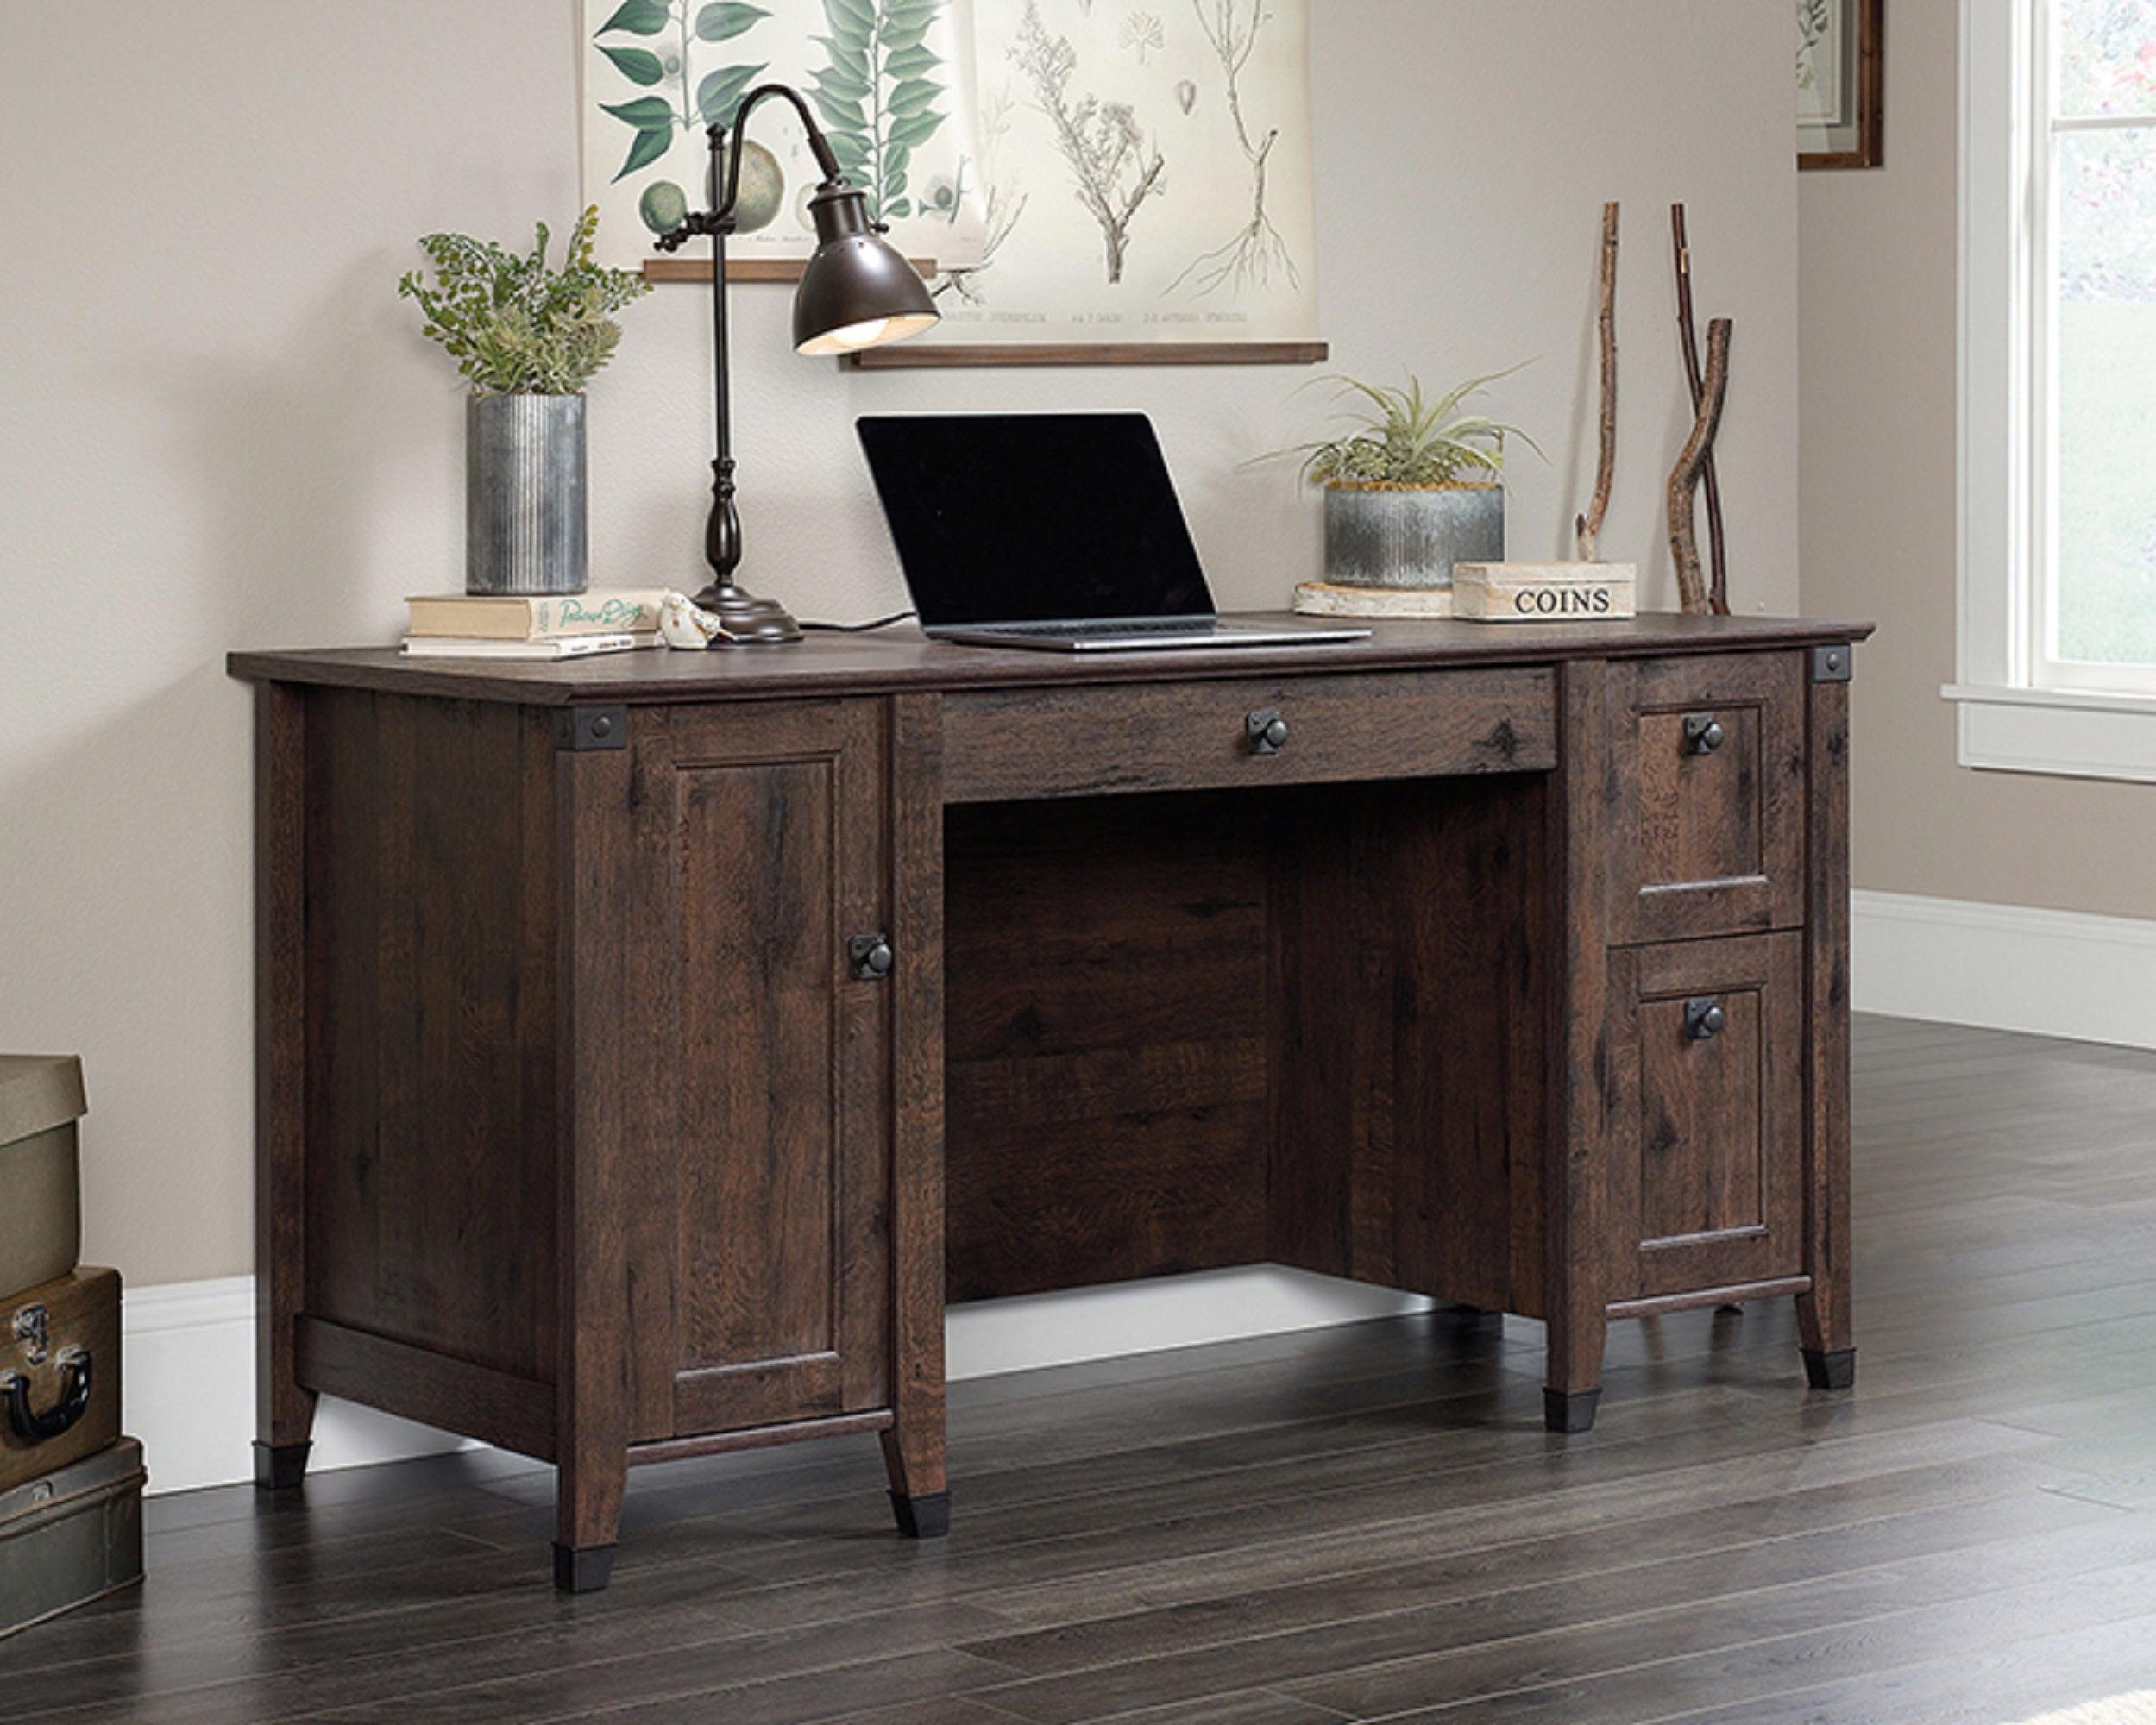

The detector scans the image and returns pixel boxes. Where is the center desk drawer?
[941,668,1557,805]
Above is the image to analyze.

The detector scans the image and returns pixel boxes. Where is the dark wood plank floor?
[9,1016,2156,1722]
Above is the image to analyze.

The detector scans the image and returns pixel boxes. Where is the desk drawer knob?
[850,934,896,981]
[1248,710,1291,756]
[1685,996,1728,1040]
[1682,714,1726,756]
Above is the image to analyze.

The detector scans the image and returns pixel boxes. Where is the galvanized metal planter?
[466,395,588,598]
[1323,482,1505,593]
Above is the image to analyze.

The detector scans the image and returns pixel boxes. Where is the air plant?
[1283,369,1543,489]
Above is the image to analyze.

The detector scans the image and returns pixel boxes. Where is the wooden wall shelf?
[643,257,940,285]
[844,341,1330,371]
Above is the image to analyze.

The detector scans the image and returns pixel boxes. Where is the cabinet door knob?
[1248,710,1290,756]
[1683,713,1726,756]
[1685,996,1728,1040]
[849,934,896,981]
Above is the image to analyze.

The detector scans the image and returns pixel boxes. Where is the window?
[1954,0,2156,778]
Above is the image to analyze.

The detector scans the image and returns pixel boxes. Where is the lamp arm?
[714,85,845,223]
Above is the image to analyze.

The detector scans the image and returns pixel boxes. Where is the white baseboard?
[123,1277,475,1496]
[1853,888,2156,1051]
[123,1267,1430,1496]
[946,1268,1430,1382]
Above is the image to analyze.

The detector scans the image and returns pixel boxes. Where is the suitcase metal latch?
[11,1303,49,1367]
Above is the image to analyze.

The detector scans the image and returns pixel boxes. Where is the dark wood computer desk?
[229,611,1870,1591]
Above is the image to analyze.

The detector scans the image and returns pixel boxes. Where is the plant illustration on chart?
[1168,0,1298,297]
[1121,11,1165,63]
[1796,0,1833,102]
[594,0,771,200]
[935,85,1029,305]
[806,0,952,223]
[1013,0,1166,284]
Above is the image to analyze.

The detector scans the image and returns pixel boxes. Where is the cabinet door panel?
[627,700,892,1440]
[1608,933,1805,1301]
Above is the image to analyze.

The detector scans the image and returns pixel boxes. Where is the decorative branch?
[1667,317,1732,617]
[1014,0,1165,285]
[1575,202,1619,562]
[1672,204,1731,615]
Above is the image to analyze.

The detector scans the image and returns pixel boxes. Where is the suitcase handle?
[3,1346,92,1444]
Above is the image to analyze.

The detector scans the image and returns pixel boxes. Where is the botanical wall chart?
[1797,0,1883,170]
[581,0,990,269]
[580,0,1322,361]
[915,0,1321,356]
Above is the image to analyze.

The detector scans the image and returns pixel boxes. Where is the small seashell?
[1176,79,1197,115]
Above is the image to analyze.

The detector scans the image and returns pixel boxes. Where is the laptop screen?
[857,414,1217,629]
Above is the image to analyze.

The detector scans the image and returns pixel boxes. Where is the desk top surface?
[229,612,1874,708]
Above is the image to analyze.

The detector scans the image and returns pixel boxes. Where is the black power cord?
[799,611,918,634]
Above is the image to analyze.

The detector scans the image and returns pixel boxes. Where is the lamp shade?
[792,185,940,357]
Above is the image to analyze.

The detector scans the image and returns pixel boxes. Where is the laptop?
[856,413,1371,653]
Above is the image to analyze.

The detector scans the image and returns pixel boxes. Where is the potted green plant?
[399,208,651,597]
[1286,371,1539,606]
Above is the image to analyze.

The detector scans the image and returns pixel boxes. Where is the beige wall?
[1800,0,2156,920]
[1,2,1799,1288]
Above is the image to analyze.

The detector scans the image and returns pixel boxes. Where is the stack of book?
[401,591,669,660]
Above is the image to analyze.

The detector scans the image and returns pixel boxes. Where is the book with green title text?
[405,591,668,641]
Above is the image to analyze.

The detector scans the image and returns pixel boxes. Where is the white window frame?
[1950,0,2156,781]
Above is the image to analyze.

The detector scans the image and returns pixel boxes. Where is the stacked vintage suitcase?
[0,1056,143,1639]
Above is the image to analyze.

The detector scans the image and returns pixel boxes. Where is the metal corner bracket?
[556,706,629,753]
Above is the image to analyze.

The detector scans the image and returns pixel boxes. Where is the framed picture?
[1798,0,1883,170]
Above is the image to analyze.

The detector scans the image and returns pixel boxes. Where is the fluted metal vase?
[466,394,588,597]
[1323,482,1505,594]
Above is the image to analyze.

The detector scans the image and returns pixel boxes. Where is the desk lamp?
[656,85,940,645]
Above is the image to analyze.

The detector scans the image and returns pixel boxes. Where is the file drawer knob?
[1683,713,1726,756]
[1248,710,1291,755]
[1685,996,1727,1040]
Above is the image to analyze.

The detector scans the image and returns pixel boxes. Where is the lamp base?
[692,581,803,646]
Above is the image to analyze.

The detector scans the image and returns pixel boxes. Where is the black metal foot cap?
[553,1543,618,1594]
[1803,1346,1857,1391]
[891,1490,951,1540]
[1544,1388,1601,1434]
[253,1440,311,1491]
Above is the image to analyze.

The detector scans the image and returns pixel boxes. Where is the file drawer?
[1609,653,1807,944]
[1607,933,1807,1302]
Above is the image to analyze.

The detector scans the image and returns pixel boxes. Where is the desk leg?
[1545,661,1615,1434]
[1544,1325,1608,1433]
[554,741,633,1591]
[1799,675,1857,1393]
[254,684,317,1490]
[885,694,949,1539]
